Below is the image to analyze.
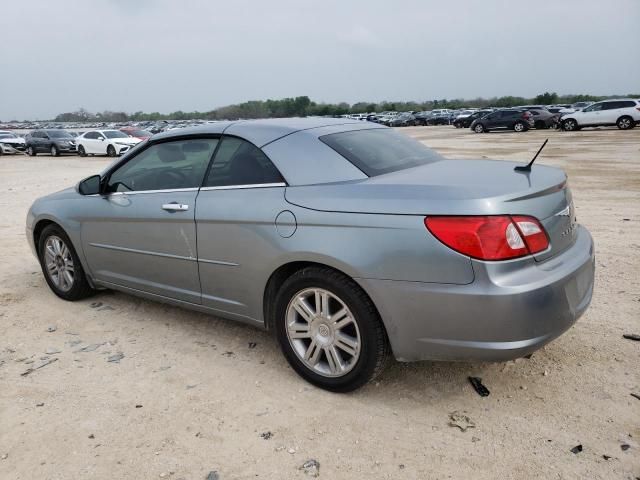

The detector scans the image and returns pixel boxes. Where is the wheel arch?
[262,260,385,335]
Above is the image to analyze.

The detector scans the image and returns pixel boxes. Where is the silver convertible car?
[26,118,595,392]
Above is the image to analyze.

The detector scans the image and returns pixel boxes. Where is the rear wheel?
[38,224,94,301]
[617,116,634,130]
[50,145,59,156]
[107,145,116,157]
[274,266,389,392]
[474,123,485,133]
[513,121,526,132]
[78,145,87,157]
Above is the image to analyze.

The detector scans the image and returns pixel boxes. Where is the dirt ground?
[1,125,639,480]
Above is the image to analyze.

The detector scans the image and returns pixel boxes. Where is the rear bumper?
[358,225,595,362]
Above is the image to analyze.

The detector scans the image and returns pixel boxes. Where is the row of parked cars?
[0,127,153,157]
[344,99,640,133]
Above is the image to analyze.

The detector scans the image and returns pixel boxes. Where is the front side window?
[107,138,218,192]
[584,103,603,112]
[203,136,284,187]
[320,128,442,177]
[85,132,99,140]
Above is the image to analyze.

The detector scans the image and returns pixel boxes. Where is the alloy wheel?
[286,287,361,377]
[44,235,75,292]
[618,118,631,129]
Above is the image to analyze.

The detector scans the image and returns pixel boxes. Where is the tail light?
[424,215,549,260]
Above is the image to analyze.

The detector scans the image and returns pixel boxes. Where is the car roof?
[151,117,367,147]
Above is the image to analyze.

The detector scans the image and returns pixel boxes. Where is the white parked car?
[76,130,142,157]
[0,130,26,155]
[561,99,640,131]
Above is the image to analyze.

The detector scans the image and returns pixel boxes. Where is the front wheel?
[38,224,94,301]
[27,146,36,156]
[474,124,485,133]
[617,116,634,130]
[107,145,116,157]
[274,267,389,392]
[563,119,579,131]
[78,145,87,157]
[50,145,59,156]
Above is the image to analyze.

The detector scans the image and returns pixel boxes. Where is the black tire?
[562,119,579,131]
[473,123,485,133]
[38,224,94,301]
[274,266,389,392]
[107,145,116,157]
[78,145,87,157]
[617,116,634,130]
[27,146,36,156]
[50,145,59,157]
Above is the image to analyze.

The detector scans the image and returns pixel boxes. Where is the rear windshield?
[320,128,442,177]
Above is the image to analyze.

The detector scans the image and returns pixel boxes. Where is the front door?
[81,137,219,303]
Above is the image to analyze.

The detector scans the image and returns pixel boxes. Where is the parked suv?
[25,129,77,156]
[561,99,640,131]
[469,109,534,133]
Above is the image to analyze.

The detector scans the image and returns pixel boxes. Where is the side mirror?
[78,175,101,195]
[99,137,105,141]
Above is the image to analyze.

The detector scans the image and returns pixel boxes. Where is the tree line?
[50,92,640,123]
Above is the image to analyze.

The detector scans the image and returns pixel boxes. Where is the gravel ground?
[0,125,639,479]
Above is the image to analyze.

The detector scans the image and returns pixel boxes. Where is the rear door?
[81,137,219,303]
[195,136,287,320]
[82,132,101,154]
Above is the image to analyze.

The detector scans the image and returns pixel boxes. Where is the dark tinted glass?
[320,128,442,177]
[107,138,218,192]
[204,137,284,187]
[85,132,99,139]
[48,130,73,139]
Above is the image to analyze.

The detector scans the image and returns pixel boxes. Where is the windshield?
[48,130,73,139]
[320,128,443,177]
[103,130,129,139]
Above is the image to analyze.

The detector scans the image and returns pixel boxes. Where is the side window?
[85,132,99,140]
[203,136,284,187]
[107,138,218,193]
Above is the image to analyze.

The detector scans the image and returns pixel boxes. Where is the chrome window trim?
[199,182,286,192]
[109,187,200,196]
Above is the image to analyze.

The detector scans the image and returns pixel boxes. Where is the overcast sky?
[2,0,639,120]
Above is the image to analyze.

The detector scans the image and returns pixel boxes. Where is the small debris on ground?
[1,454,7,460]
[74,343,104,353]
[107,353,125,363]
[622,334,640,341]
[88,434,95,439]
[135,404,143,408]
[468,377,490,397]
[205,471,219,480]
[90,302,103,308]
[46,325,57,332]
[620,443,630,451]
[36,402,44,407]
[21,358,58,376]
[260,431,273,440]
[299,459,320,477]
[448,411,476,432]
[631,393,640,401]
[602,454,612,460]
[222,351,234,357]
[570,444,583,454]
[248,342,257,349]
[45,348,61,355]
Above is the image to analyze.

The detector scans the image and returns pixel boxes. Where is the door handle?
[162,203,189,212]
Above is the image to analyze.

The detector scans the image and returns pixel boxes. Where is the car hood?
[0,137,25,144]
[285,159,567,219]
[111,137,141,144]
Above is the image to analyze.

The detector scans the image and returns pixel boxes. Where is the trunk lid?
[285,159,577,261]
